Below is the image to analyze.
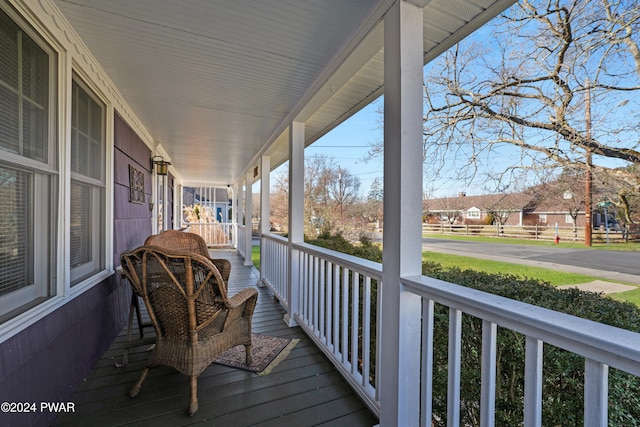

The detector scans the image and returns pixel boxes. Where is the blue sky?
[268,1,639,200]
[269,97,385,198]
[306,98,384,197]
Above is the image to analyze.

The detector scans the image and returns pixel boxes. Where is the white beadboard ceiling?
[53,0,514,185]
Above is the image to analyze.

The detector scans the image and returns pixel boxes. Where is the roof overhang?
[52,0,516,186]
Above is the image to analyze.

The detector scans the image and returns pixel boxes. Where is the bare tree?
[425,0,640,179]
[269,169,289,232]
[365,1,640,223]
[483,193,531,226]
[269,155,364,237]
[328,166,361,219]
[595,164,640,226]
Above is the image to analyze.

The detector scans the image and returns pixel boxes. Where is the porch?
[3,1,640,426]
[53,250,377,426]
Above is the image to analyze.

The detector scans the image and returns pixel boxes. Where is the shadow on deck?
[54,251,378,427]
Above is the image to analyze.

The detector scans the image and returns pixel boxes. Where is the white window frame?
[466,208,481,219]
[0,1,119,344]
[539,213,547,223]
[0,5,57,321]
[566,214,574,224]
[69,77,106,285]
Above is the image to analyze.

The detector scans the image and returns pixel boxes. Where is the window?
[70,79,105,285]
[566,214,574,224]
[0,7,56,320]
[539,214,547,223]
[466,208,481,219]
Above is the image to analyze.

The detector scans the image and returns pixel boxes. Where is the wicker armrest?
[227,288,258,310]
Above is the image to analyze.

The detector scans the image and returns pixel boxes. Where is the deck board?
[53,250,378,427]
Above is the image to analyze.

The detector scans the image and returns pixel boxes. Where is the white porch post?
[237,180,245,254]
[259,155,271,285]
[380,1,424,426]
[285,121,304,327]
[232,184,238,249]
[244,170,254,266]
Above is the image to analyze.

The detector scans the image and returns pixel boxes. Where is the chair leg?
[187,376,198,416]
[245,344,252,365]
[129,367,150,398]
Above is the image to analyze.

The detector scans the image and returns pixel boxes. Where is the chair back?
[120,246,228,341]
[145,230,209,257]
[144,230,231,286]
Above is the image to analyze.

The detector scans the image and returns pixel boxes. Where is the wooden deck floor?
[53,250,378,427]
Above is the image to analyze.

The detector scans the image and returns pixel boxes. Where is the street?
[422,237,640,284]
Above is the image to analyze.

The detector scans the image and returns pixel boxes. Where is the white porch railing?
[293,242,382,413]
[260,237,382,414]
[259,232,640,425]
[402,275,640,427]
[260,234,289,308]
[184,222,234,247]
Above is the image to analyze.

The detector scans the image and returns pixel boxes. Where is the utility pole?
[584,80,592,247]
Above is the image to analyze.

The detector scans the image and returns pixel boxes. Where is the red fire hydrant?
[554,235,560,244]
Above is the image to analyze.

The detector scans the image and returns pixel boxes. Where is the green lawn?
[611,287,640,306]
[252,245,260,269]
[422,251,606,286]
[422,250,640,306]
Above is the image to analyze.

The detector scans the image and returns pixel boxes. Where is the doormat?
[214,333,299,376]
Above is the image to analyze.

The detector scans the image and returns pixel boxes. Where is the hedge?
[423,262,640,426]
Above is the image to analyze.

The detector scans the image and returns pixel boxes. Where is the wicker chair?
[144,230,231,287]
[120,245,258,415]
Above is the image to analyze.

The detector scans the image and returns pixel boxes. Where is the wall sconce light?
[151,155,171,176]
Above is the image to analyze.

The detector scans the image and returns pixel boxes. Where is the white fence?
[422,223,639,243]
[259,231,640,424]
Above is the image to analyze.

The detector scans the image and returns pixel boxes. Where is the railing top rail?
[262,233,288,244]
[402,274,640,376]
[293,242,382,280]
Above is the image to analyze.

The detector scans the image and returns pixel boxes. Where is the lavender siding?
[113,112,153,267]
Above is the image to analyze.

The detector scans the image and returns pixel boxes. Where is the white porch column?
[231,184,238,248]
[259,155,271,285]
[285,121,305,326]
[237,181,245,254]
[380,1,424,426]
[244,170,254,266]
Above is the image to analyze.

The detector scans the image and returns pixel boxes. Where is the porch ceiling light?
[151,155,171,176]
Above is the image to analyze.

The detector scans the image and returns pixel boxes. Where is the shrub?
[423,261,640,426]
[308,231,382,262]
